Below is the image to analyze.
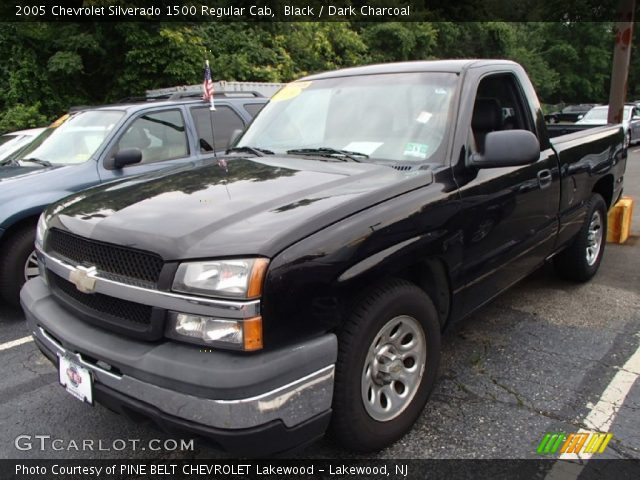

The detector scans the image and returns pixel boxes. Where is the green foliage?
[0,103,48,132]
[362,22,437,62]
[0,21,627,133]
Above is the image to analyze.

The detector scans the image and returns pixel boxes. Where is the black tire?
[0,225,36,306]
[330,279,441,452]
[554,193,607,282]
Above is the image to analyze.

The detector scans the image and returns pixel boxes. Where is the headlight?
[35,213,48,249]
[172,258,269,299]
[166,312,263,351]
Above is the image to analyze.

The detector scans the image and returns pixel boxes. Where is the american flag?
[203,60,215,110]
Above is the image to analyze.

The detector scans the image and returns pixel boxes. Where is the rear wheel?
[330,279,441,452]
[554,193,607,282]
[0,225,37,306]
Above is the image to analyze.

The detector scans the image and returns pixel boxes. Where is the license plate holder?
[58,354,93,405]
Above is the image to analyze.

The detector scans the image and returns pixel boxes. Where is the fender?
[261,166,461,348]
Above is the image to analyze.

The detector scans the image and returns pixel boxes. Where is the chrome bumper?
[33,324,334,430]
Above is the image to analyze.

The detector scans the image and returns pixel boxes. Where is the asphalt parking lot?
[1,152,639,461]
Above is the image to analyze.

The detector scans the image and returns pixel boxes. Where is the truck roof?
[301,59,519,81]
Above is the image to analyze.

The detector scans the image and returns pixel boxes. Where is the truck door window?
[471,74,533,153]
[191,106,245,153]
[117,110,188,164]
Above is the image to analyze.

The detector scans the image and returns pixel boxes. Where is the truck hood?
[0,164,59,181]
[49,157,433,259]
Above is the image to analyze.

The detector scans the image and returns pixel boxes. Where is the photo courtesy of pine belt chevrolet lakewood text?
[21,60,626,455]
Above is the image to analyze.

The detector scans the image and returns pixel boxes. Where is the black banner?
[0,0,631,22]
[2,460,640,480]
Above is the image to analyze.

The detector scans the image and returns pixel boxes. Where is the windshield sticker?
[416,111,432,124]
[343,141,383,155]
[403,142,429,159]
[49,114,70,128]
[271,81,312,102]
[435,88,448,95]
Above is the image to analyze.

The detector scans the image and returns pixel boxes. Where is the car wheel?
[330,279,441,452]
[554,193,607,282]
[0,224,37,306]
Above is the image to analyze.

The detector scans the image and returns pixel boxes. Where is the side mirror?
[105,148,142,170]
[577,114,584,120]
[228,129,243,149]
[471,130,540,169]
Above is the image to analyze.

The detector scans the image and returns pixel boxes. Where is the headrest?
[472,98,503,132]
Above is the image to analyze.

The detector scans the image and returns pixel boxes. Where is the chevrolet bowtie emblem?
[68,266,98,294]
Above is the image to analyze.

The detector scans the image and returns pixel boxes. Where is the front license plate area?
[58,354,93,405]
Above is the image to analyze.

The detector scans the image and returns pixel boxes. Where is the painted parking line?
[546,333,640,477]
[0,336,33,352]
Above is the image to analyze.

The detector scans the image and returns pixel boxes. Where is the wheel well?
[0,215,39,250]
[592,175,614,209]
[395,259,451,328]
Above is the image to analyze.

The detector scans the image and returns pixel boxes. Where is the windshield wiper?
[286,147,368,162]
[20,157,52,167]
[226,146,274,157]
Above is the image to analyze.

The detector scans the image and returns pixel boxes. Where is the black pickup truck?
[22,60,626,455]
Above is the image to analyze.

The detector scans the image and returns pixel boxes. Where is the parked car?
[0,93,268,305]
[0,127,45,164]
[544,104,596,123]
[576,104,640,148]
[23,60,625,455]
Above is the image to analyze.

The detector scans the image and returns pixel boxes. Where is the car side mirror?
[105,148,142,170]
[577,114,584,120]
[228,129,243,149]
[470,130,540,169]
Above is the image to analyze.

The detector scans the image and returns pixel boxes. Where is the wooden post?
[607,0,635,124]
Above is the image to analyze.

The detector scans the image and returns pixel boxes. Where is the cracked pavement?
[1,153,639,460]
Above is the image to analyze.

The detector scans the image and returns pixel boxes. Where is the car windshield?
[237,72,459,163]
[0,134,36,160]
[14,110,124,165]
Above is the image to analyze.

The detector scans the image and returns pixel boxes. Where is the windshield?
[581,106,632,122]
[238,72,458,163]
[15,110,124,165]
[0,133,36,160]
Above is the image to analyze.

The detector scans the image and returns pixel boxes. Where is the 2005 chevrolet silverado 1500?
[22,60,626,455]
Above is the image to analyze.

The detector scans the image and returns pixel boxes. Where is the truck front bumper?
[21,277,337,455]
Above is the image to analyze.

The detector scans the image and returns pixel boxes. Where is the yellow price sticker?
[49,113,70,128]
[271,81,312,102]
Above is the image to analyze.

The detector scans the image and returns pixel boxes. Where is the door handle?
[537,169,552,189]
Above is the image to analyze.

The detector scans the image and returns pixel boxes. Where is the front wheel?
[554,193,607,282]
[0,225,37,306]
[330,279,441,452]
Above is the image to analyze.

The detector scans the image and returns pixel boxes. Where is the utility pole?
[608,0,635,125]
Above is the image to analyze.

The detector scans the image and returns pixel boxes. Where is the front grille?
[46,229,164,287]
[50,272,153,329]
